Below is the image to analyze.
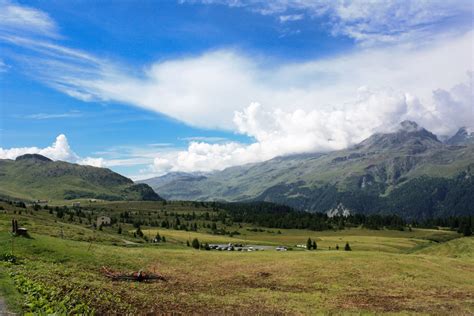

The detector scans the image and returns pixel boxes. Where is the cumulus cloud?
[148,76,474,175]
[0,134,108,168]
[0,134,78,161]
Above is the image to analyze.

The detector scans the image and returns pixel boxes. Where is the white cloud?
[77,157,105,168]
[3,30,472,133]
[188,0,472,45]
[0,134,78,161]
[148,77,474,175]
[0,0,59,38]
[24,111,82,120]
[179,136,228,143]
[0,134,109,168]
[0,59,8,72]
[279,14,303,23]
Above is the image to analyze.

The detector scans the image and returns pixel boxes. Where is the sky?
[0,0,473,179]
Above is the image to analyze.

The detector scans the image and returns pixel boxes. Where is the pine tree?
[192,238,200,249]
[312,240,317,250]
[162,236,166,242]
[344,242,351,251]
[463,224,472,237]
[155,232,161,242]
[117,226,122,234]
[307,238,312,250]
[186,240,190,247]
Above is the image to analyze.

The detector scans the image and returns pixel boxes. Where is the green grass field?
[0,201,473,314]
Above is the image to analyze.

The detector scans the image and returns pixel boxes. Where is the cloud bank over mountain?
[1,0,472,176]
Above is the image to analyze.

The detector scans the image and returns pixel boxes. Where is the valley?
[0,200,472,314]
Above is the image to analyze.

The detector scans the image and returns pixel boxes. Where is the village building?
[97,215,111,227]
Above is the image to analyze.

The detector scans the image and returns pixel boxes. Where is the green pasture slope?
[0,201,473,314]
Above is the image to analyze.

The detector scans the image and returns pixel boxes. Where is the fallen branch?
[101,266,166,282]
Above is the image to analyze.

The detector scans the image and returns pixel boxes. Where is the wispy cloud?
[24,111,82,120]
[0,59,8,72]
[279,14,303,23]
[147,143,174,148]
[0,0,59,38]
[185,0,472,46]
[179,136,228,143]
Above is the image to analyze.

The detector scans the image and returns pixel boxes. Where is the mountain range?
[0,154,162,201]
[141,122,474,220]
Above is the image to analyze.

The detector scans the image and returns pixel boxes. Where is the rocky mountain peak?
[446,127,474,145]
[399,120,420,132]
[357,121,440,152]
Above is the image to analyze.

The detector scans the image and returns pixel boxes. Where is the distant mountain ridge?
[0,154,162,201]
[141,121,474,220]
[446,127,474,145]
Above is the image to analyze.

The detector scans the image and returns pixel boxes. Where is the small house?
[97,216,111,227]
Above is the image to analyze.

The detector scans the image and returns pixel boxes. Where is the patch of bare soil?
[337,289,474,314]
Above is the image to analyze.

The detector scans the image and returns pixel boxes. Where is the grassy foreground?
[0,204,473,314]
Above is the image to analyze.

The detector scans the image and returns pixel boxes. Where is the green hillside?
[142,122,474,219]
[415,237,474,258]
[0,154,162,202]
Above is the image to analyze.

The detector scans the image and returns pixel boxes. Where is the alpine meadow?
[0,1,473,315]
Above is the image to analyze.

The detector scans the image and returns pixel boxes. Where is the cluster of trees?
[416,216,473,236]
[306,238,317,250]
[217,202,407,231]
[133,226,167,242]
[305,238,351,251]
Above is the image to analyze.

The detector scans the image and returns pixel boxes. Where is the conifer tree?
[192,238,200,249]
[344,242,351,251]
[307,238,312,250]
[312,240,317,250]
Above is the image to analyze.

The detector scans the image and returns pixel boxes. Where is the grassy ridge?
[0,156,161,201]
[415,237,474,258]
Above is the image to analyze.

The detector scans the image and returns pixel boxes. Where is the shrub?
[0,252,17,263]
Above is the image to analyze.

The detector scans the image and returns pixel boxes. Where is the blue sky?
[0,0,473,179]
